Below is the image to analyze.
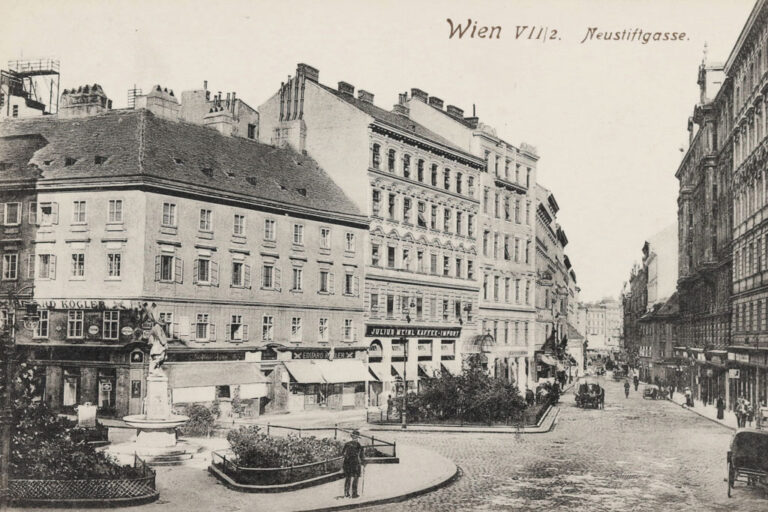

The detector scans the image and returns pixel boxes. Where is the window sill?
[344,250,356,258]
[318,247,331,255]
[70,225,88,232]
[289,289,304,294]
[231,235,247,245]
[262,239,277,248]
[160,225,178,235]
[197,231,214,240]
[105,224,124,232]
[260,287,280,292]
[69,277,86,281]
[230,284,250,289]
[105,277,122,281]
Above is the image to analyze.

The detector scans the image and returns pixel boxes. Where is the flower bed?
[210,426,398,491]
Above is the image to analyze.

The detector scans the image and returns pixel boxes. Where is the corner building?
[259,64,482,403]
[0,102,369,418]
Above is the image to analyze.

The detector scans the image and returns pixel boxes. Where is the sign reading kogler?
[365,325,462,338]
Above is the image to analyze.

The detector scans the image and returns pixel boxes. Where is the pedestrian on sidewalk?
[735,397,745,428]
[669,385,674,401]
[716,396,725,420]
[746,400,754,428]
[341,430,365,498]
[633,375,639,392]
[624,380,630,399]
[684,387,692,407]
[386,395,393,420]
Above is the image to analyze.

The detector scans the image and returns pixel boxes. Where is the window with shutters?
[291,317,303,341]
[456,211,463,235]
[292,267,303,292]
[504,197,510,221]
[443,256,450,276]
[2,253,18,280]
[67,310,84,338]
[28,202,36,225]
[504,236,510,261]
[515,199,521,223]
[343,319,354,341]
[70,253,85,279]
[431,164,438,186]
[402,154,411,178]
[38,202,58,226]
[320,227,331,249]
[417,159,424,182]
[262,263,280,291]
[388,194,396,220]
[372,144,381,169]
[467,260,474,280]
[343,272,358,296]
[417,250,425,273]
[293,224,304,245]
[455,258,462,278]
[107,252,121,279]
[442,299,449,321]
[233,214,245,236]
[231,261,250,288]
[159,312,175,338]
[387,246,396,268]
[162,203,177,227]
[199,209,213,232]
[494,276,500,301]
[345,232,356,252]
[3,202,20,225]
[38,254,56,280]
[388,149,396,172]
[264,219,276,241]
[72,201,87,224]
[319,270,334,293]
[262,315,274,341]
[228,315,247,342]
[443,208,451,232]
[430,205,438,229]
[402,248,410,271]
[34,310,49,339]
[103,311,119,340]
[194,258,215,285]
[195,313,212,341]
[108,200,123,223]
[444,168,451,190]
[318,318,329,341]
[430,253,438,275]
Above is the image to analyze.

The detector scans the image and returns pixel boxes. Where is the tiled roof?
[0,109,364,220]
[318,84,478,160]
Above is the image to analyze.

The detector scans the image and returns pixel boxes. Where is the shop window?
[98,369,116,412]
[369,340,383,362]
[216,385,231,399]
[63,368,80,407]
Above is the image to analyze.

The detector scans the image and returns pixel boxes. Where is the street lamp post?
[401,301,415,430]
[1,286,36,511]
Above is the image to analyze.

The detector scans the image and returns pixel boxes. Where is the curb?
[300,466,462,512]
[667,399,736,432]
[366,405,559,434]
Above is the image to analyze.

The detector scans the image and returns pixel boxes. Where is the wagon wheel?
[728,462,734,498]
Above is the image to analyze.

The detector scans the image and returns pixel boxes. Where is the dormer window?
[246,177,258,186]
[64,157,77,167]
[173,157,183,165]
[201,167,213,178]
[94,155,108,165]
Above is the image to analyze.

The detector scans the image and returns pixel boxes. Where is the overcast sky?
[0,0,757,301]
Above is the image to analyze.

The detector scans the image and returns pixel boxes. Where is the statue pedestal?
[118,371,191,462]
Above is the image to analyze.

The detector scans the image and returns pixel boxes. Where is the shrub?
[226,426,344,468]
[178,403,216,437]
[10,363,140,480]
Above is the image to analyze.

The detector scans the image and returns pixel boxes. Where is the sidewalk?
[13,442,458,512]
[667,392,738,431]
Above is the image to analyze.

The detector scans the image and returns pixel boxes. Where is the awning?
[441,363,459,376]
[418,363,438,379]
[540,354,558,366]
[167,362,269,389]
[391,365,403,379]
[283,360,326,383]
[319,360,369,384]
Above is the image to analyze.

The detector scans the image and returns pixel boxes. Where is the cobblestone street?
[360,378,765,511]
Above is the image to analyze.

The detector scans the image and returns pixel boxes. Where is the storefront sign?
[333,350,357,359]
[365,325,461,338]
[292,350,329,360]
[706,369,713,377]
[28,299,142,310]
[88,325,99,335]
[121,326,134,336]
[729,369,740,379]
[131,380,142,398]
[100,382,112,392]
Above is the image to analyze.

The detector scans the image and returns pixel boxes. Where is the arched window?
[369,340,383,362]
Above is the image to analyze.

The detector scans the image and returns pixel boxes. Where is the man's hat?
[351,429,360,437]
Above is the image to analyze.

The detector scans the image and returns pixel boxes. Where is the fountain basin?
[123,414,189,430]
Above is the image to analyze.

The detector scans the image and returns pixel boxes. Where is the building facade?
[580,299,623,354]
[1,93,370,418]
[403,90,539,390]
[258,64,483,403]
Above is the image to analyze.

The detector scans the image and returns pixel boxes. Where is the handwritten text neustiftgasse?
[446,18,689,44]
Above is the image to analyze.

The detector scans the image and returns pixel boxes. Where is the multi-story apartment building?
[727,0,768,409]
[580,299,623,353]
[402,90,538,390]
[622,261,647,363]
[0,88,370,418]
[637,293,678,384]
[534,184,573,380]
[258,64,482,403]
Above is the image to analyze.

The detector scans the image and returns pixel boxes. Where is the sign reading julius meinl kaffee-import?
[365,325,462,338]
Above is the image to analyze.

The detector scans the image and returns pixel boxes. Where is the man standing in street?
[624,380,630,399]
[633,374,639,392]
[716,395,725,420]
[342,430,365,498]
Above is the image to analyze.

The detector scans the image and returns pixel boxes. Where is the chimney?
[204,80,208,90]
[410,88,428,103]
[132,84,180,120]
[392,103,410,117]
[464,117,479,129]
[358,90,374,103]
[338,81,355,96]
[446,105,464,118]
[296,63,319,83]
[59,83,112,118]
[231,91,236,112]
[428,96,444,109]
[226,92,231,110]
